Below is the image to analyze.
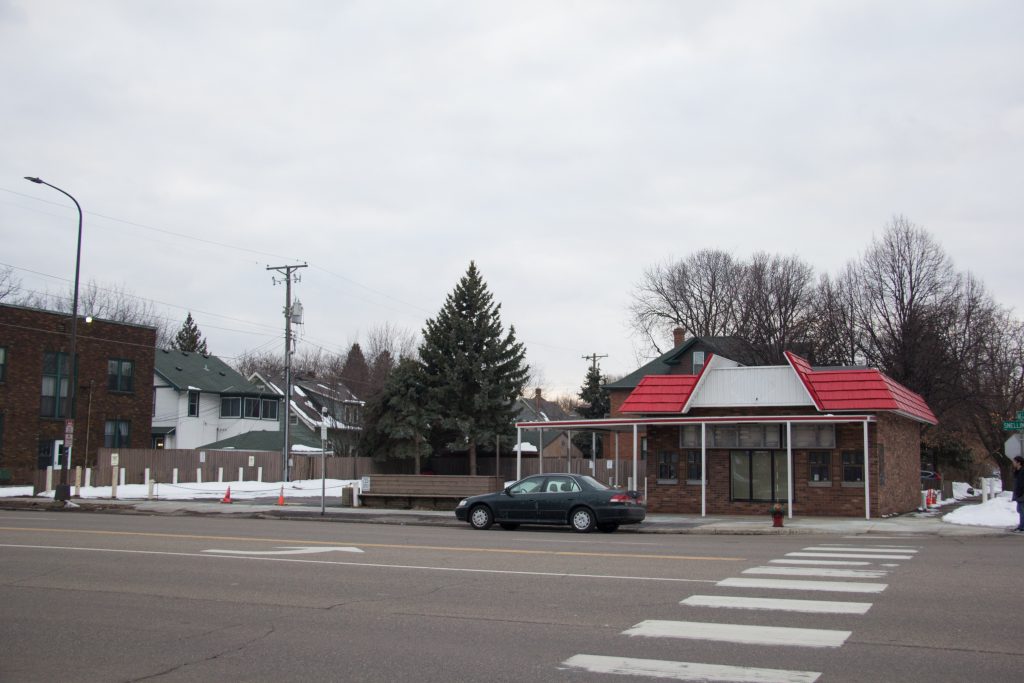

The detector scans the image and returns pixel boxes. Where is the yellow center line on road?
[0,526,743,562]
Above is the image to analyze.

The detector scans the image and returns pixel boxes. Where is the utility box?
[340,487,354,507]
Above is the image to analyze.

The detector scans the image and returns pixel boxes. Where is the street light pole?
[25,176,82,503]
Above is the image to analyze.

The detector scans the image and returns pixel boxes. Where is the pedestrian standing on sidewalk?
[1012,456,1024,532]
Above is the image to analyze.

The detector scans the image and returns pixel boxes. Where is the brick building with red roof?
[516,332,936,518]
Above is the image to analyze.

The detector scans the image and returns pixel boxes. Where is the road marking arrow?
[202,546,364,556]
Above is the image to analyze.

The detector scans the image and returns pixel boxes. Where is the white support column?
[172,468,178,484]
[786,422,793,518]
[567,430,573,473]
[863,420,871,520]
[632,424,639,491]
[538,428,544,474]
[614,432,620,487]
[700,422,707,518]
[516,427,522,481]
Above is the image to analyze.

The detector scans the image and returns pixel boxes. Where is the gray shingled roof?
[155,349,267,395]
[605,336,765,389]
[200,428,322,451]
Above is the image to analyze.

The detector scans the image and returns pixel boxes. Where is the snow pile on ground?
[943,491,1018,528]
[0,479,362,501]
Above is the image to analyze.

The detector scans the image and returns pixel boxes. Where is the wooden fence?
[31,448,645,492]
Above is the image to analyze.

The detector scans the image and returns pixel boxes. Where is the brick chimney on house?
[534,387,542,415]
[672,327,686,347]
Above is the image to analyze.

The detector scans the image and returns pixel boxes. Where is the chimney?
[534,387,542,413]
[673,327,686,347]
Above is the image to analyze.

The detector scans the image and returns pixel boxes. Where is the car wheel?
[597,522,619,533]
[469,505,493,530]
[570,507,595,533]
[499,522,520,531]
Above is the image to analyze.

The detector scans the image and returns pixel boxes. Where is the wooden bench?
[358,475,502,511]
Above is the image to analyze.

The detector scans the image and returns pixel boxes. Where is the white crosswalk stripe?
[743,566,888,579]
[786,551,913,560]
[807,546,917,553]
[562,655,821,682]
[561,541,912,680]
[624,620,851,648]
[681,595,872,614]
[770,558,872,566]
[719,577,888,593]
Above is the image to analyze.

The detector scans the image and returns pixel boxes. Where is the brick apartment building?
[515,333,936,518]
[0,303,156,485]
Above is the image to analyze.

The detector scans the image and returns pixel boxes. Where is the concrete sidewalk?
[0,495,1004,536]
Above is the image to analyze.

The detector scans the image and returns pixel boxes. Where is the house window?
[244,397,261,418]
[878,445,885,485]
[842,451,864,484]
[188,391,200,417]
[686,451,702,483]
[692,351,705,374]
[657,451,678,482]
[221,397,241,418]
[0,346,7,382]
[808,451,831,483]
[262,399,278,420]
[679,425,701,448]
[104,420,130,448]
[730,450,790,502]
[791,424,836,448]
[41,351,70,418]
[289,411,298,426]
[709,425,738,448]
[107,359,134,392]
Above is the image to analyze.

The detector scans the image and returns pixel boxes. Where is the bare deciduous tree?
[736,252,816,363]
[629,249,744,355]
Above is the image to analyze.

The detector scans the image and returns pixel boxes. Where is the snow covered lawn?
[0,479,362,501]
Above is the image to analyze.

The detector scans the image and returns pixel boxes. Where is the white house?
[152,349,281,449]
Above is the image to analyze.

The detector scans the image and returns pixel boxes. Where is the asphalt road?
[0,510,1018,682]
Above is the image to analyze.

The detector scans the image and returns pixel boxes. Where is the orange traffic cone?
[276,485,285,506]
[221,486,233,504]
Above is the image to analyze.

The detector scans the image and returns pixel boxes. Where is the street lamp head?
[24,176,43,184]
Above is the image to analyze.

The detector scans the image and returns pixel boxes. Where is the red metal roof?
[619,355,712,414]
[618,375,699,414]
[785,351,937,425]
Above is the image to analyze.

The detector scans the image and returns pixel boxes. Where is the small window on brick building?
[104,420,131,448]
[0,346,7,382]
[808,451,831,483]
[0,413,5,463]
[685,450,703,483]
[657,451,678,482]
[107,359,134,393]
[41,351,70,418]
[842,451,864,483]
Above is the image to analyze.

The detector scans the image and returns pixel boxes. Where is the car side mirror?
[504,487,513,496]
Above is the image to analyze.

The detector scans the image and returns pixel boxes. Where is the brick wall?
[639,414,925,517]
[0,304,156,485]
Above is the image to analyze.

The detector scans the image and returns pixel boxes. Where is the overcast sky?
[2,1,1021,397]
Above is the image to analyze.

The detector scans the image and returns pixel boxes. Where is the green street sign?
[1017,409,1024,420]
[1004,420,1024,431]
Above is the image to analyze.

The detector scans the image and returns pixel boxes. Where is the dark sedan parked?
[454,473,645,533]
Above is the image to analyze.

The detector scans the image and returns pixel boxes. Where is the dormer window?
[692,351,705,374]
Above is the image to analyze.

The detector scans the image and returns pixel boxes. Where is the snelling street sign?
[1004,420,1024,431]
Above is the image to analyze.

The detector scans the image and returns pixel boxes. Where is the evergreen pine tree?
[359,357,432,472]
[574,364,610,457]
[577,365,610,419]
[339,343,371,398]
[419,262,529,475]
[171,313,209,354]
